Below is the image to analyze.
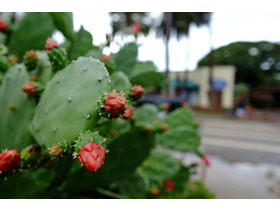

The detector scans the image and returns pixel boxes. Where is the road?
[199,116,280,164]
[191,114,280,198]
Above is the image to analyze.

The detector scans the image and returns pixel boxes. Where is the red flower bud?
[165,179,174,191]
[101,54,111,62]
[104,92,127,117]
[132,85,144,99]
[0,150,21,172]
[202,154,210,166]
[22,82,37,96]
[133,21,140,35]
[78,142,106,172]
[161,124,168,132]
[25,49,38,60]
[45,38,60,50]
[122,107,134,119]
[0,19,7,32]
[49,145,62,156]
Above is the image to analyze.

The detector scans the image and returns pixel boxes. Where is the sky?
[70,12,280,72]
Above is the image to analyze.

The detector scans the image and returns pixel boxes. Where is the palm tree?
[157,12,212,95]
[109,12,212,95]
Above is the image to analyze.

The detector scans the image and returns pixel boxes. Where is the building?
[169,65,236,109]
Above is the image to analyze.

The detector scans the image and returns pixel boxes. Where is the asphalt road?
[194,114,280,198]
[199,116,280,164]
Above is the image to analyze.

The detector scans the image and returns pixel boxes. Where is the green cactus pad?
[0,64,36,150]
[30,57,112,148]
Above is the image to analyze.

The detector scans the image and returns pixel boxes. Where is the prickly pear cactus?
[0,64,36,150]
[29,57,111,148]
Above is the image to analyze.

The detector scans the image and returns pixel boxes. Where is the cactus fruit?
[0,55,10,73]
[30,57,111,148]
[98,90,128,119]
[0,19,7,32]
[77,142,106,172]
[45,38,68,72]
[23,50,38,71]
[0,150,21,172]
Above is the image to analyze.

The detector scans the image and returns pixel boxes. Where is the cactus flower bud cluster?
[98,90,128,119]
[23,49,38,71]
[132,85,144,100]
[0,150,21,172]
[78,142,106,172]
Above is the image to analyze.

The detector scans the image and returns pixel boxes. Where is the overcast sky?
[68,12,280,72]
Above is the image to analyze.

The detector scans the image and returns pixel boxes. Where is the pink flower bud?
[0,150,21,172]
[78,142,106,172]
[122,107,134,119]
[202,154,210,166]
[22,82,37,96]
[132,85,144,99]
[104,92,127,117]
[133,21,140,35]
[0,19,7,32]
[45,38,60,50]
[165,179,175,191]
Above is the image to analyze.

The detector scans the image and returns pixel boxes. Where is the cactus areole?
[78,142,106,172]
[0,150,21,172]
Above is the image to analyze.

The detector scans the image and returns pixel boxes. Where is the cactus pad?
[30,57,112,148]
[0,64,36,150]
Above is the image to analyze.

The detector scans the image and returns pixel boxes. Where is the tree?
[198,41,280,89]
[109,12,212,95]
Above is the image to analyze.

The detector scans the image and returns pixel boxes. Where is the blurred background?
[67,12,280,198]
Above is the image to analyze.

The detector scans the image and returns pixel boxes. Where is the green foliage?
[0,64,35,150]
[110,71,131,93]
[198,41,280,88]
[157,107,200,151]
[68,26,93,60]
[115,42,138,74]
[8,13,55,58]
[50,12,75,41]
[138,149,180,181]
